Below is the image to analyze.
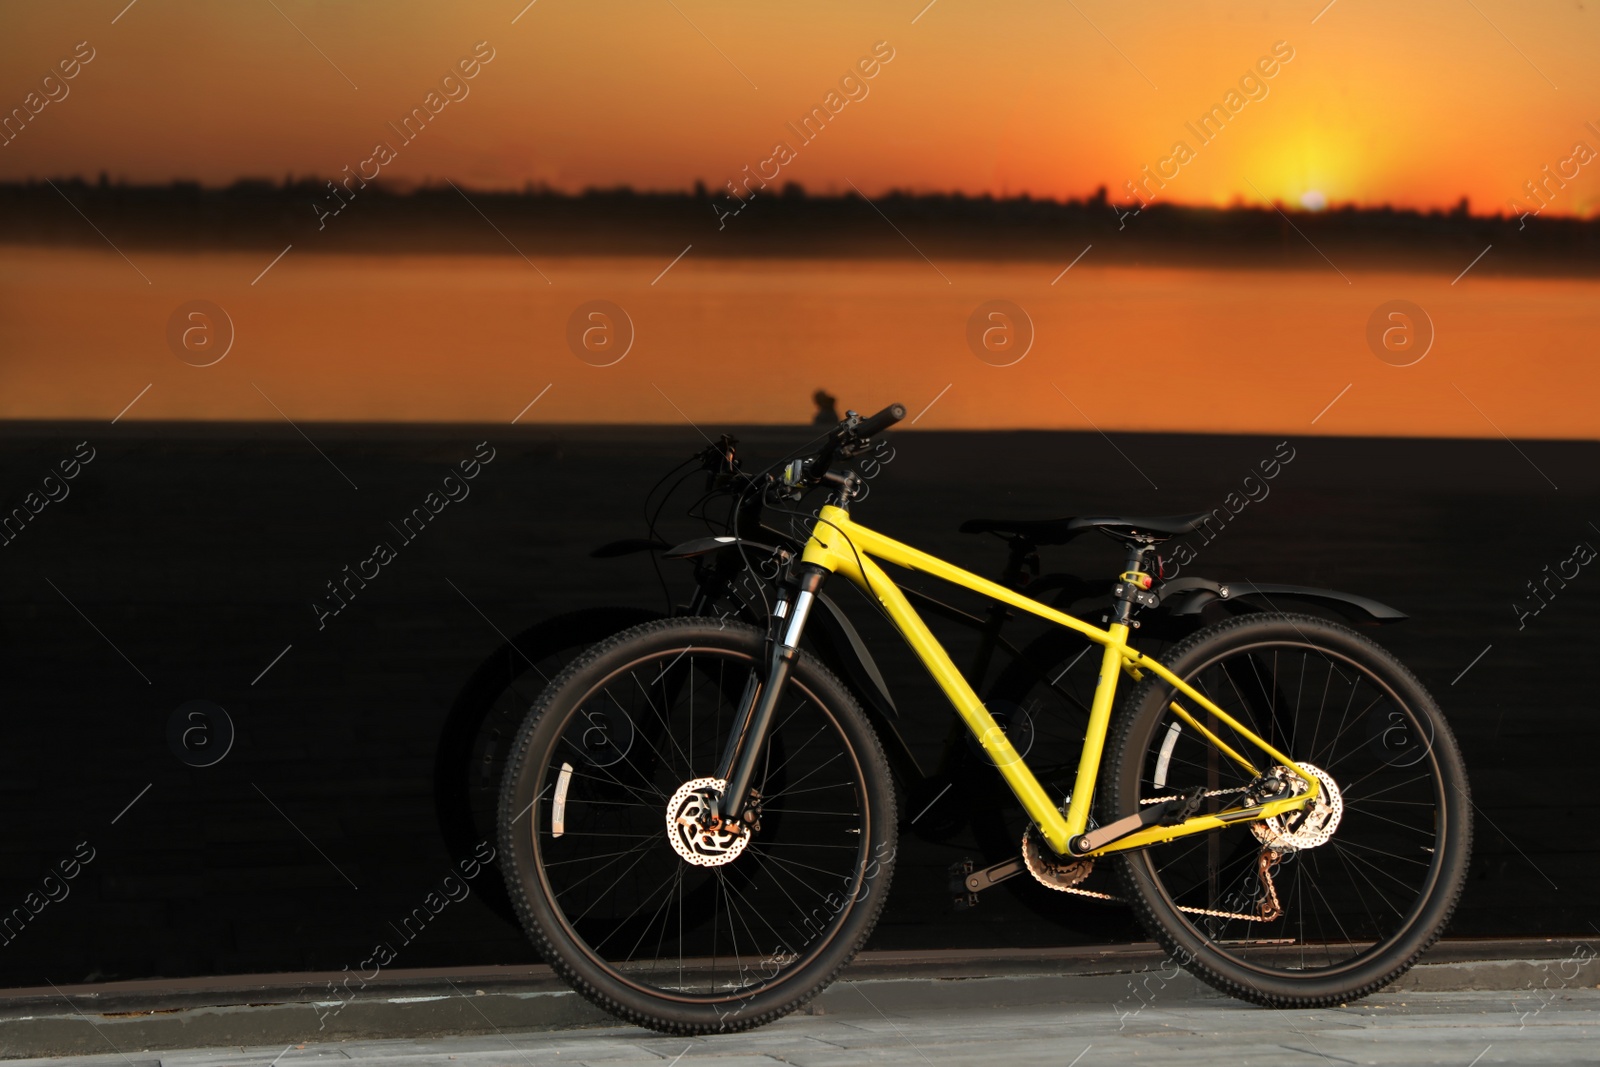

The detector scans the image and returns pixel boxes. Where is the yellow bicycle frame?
[799,504,1319,857]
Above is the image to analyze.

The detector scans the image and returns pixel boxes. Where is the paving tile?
[7,986,1600,1067]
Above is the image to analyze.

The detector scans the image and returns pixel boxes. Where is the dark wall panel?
[0,423,1591,986]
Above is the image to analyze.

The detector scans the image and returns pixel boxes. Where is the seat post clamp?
[1119,570,1154,590]
[1112,578,1159,610]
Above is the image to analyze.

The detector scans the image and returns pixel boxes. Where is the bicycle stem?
[717,563,828,819]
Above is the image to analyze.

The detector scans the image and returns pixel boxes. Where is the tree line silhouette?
[3,177,1595,274]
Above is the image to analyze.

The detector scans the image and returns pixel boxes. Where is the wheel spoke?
[1116,620,1465,993]
[507,625,888,1014]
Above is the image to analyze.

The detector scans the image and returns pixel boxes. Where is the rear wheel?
[435,606,663,924]
[1109,612,1471,1006]
[499,618,897,1033]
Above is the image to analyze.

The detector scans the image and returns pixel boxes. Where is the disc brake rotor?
[1252,762,1343,851]
[666,777,752,867]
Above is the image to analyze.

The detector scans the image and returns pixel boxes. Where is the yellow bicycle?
[499,403,1472,1033]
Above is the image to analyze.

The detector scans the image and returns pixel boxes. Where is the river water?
[2,246,1595,439]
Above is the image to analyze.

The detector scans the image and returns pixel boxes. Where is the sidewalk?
[2,940,1594,1063]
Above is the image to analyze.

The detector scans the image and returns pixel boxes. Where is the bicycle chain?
[1138,785,1248,806]
[1173,848,1285,923]
[1047,787,1284,921]
[1049,883,1122,902]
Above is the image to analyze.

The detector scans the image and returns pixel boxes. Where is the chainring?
[1022,824,1095,891]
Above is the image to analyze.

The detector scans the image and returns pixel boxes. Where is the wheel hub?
[1252,762,1343,851]
[666,777,752,867]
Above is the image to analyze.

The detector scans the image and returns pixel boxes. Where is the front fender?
[665,536,902,718]
[805,591,924,783]
[664,535,919,779]
[590,538,670,558]
[808,592,897,716]
[662,535,782,560]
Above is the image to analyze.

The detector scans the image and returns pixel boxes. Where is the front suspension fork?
[716,563,827,819]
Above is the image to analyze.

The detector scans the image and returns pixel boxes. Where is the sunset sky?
[4,2,1599,438]
[2,0,1598,215]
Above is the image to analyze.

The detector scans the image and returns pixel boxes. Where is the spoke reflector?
[552,761,574,838]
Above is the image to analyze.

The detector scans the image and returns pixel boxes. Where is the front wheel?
[1109,612,1471,1007]
[499,618,897,1034]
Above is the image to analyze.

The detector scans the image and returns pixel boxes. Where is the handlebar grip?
[854,403,907,438]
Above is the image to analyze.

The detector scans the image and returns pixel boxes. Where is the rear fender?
[1160,578,1408,624]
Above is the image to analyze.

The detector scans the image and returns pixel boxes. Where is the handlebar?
[663,402,904,550]
[853,402,908,439]
[782,401,906,496]
[816,402,906,466]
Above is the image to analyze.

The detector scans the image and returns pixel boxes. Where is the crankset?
[949,795,1113,908]
[949,855,1024,907]
[949,850,1115,908]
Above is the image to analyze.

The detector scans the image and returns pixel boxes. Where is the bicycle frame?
[797,504,1320,857]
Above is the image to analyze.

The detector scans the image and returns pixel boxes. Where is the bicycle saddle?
[959,512,1211,545]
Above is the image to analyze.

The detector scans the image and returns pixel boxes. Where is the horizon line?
[0,417,1592,446]
[0,176,1583,222]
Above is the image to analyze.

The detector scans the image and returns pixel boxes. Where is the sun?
[1300,190,1328,211]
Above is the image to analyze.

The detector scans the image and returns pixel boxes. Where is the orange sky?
[2,1,1598,215]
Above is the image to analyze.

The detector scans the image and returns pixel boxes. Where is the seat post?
[1109,541,1157,626]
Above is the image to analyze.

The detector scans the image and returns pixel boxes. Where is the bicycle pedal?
[947,859,973,897]
[948,856,1026,908]
[1159,786,1207,827]
[948,859,979,909]
[1074,787,1207,852]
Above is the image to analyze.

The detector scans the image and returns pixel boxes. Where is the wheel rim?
[1128,638,1451,978]
[525,642,873,1002]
